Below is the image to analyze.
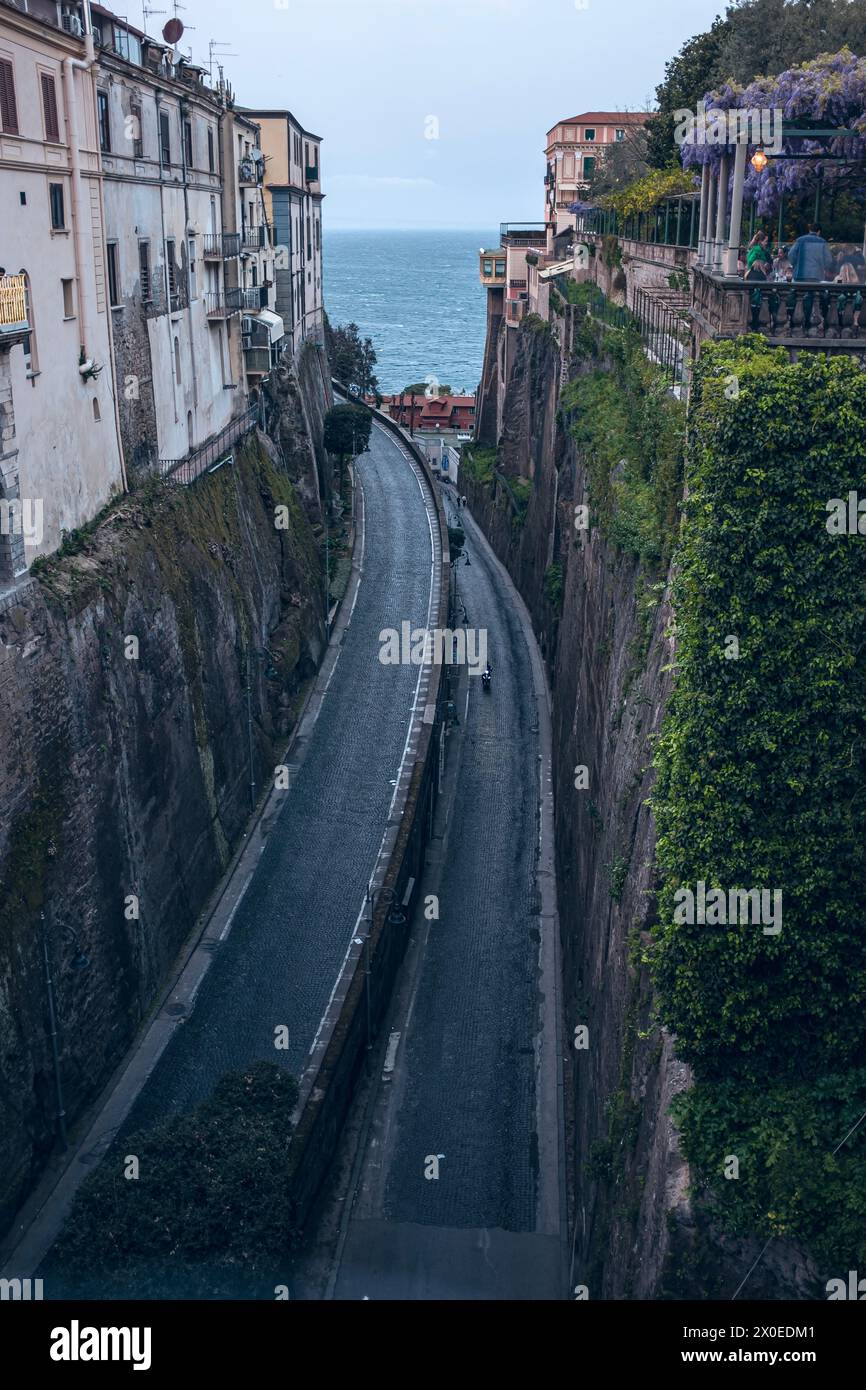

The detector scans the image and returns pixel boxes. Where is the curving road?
[332,491,566,1299]
[118,420,436,1133]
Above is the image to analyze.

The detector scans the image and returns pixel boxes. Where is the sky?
[134,0,728,229]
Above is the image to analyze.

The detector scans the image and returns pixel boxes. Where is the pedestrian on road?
[461,495,467,509]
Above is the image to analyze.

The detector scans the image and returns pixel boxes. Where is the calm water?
[324,229,496,396]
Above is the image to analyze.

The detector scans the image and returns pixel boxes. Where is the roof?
[547,112,648,141]
[239,108,323,142]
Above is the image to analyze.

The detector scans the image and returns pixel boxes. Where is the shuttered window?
[0,58,18,135]
[41,73,60,142]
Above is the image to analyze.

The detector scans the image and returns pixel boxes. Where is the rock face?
[464,315,685,1296]
[0,361,330,1239]
[467,314,816,1300]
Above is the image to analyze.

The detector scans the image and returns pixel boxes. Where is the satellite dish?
[162,17,184,44]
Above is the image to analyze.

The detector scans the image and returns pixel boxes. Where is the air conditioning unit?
[241,316,255,336]
[61,13,85,38]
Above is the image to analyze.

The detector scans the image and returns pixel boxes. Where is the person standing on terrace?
[789,225,836,282]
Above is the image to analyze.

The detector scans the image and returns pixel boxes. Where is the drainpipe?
[62,1,128,491]
[179,97,200,420]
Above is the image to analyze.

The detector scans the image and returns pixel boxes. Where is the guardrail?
[156,404,260,485]
[283,384,450,1226]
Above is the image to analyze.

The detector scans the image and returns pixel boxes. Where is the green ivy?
[652,337,866,1268]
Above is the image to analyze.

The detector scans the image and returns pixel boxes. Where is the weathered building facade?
[91,4,238,473]
[244,108,324,359]
[0,0,125,577]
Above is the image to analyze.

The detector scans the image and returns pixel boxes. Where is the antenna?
[142,2,166,31]
[208,39,237,80]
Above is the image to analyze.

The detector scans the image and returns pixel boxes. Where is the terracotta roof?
[553,112,648,126]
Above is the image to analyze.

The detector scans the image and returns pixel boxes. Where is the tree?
[324,403,372,466]
[585,122,652,200]
[48,1063,301,1297]
[645,18,731,169]
[325,317,379,397]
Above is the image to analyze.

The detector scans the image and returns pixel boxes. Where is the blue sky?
[145,0,727,228]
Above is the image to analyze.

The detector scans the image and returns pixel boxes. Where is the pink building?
[545,111,647,234]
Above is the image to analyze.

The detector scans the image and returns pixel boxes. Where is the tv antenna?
[208,40,238,81]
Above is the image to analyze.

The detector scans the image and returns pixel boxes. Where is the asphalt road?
[118,421,435,1134]
[333,492,565,1299]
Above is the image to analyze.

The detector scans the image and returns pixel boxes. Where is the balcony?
[305,164,319,184]
[500,222,548,248]
[691,269,866,353]
[238,286,268,313]
[205,289,242,318]
[238,157,263,187]
[506,298,528,325]
[0,275,29,342]
[241,225,266,252]
[243,345,271,376]
[203,233,241,260]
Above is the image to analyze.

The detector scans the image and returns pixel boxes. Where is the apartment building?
[220,107,283,389]
[89,3,239,472]
[242,107,324,359]
[0,0,125,577]
[545,111,647,234]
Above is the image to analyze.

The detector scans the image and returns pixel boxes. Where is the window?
[495,259,505,276]
[0,58,18,135]
[92,398,101,422]
[615,128,625,141]
[61,278,74,318]
[174,336,182,385]
[187,236,196,299]
[166,238,177,302]
[183,119,193,168]
[41,73,60,142]
[138,240,151,301]
[207,127,215,173]
[583,156,596,178]
[584,128,595,142]
[97,89,111,152]
[482,258,493,276]
[106,242,120,307]
[130,102,143,158]
[159,110,171,166]
[49,182,66,230]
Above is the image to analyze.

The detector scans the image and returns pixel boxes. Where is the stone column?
[724,140,748,277]
[703,164,717,271]
[712,153,729,273]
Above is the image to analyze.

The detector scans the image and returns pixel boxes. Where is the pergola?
[695,120,863,276]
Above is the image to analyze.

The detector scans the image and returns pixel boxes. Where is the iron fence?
[157,404,260,486]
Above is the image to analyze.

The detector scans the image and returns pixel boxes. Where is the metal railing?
[238,157,263,185]
[0,274,28,331]
[241,225,266,251]
[576,197,700,251]
[157,404,260,485]
[238,285,268,312]
[204,288,242,317]
[632,286,690,387]
[203,232,241,259]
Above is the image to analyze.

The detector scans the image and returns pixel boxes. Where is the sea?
[323,229,497,396]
